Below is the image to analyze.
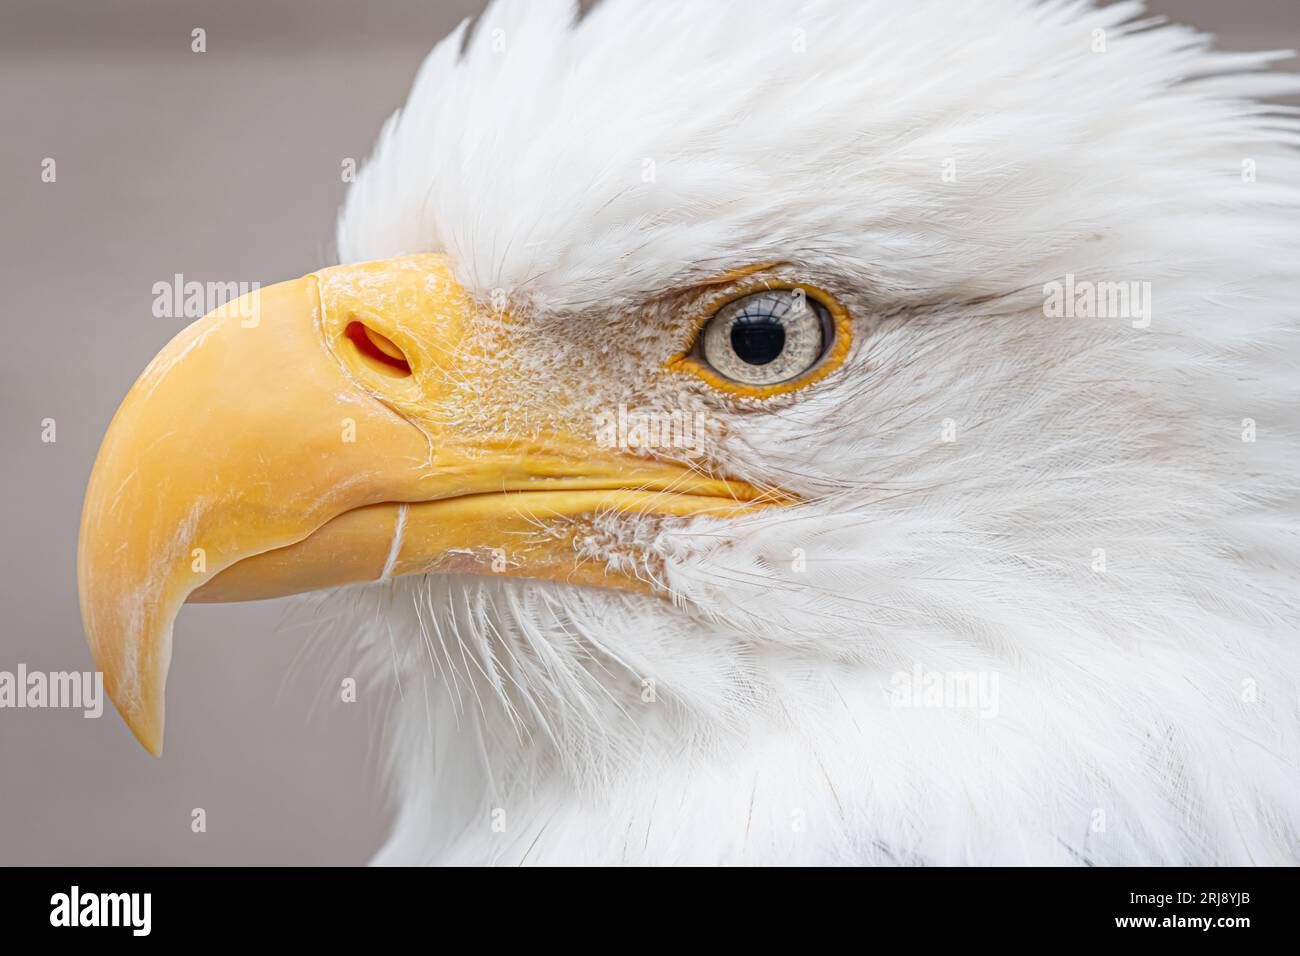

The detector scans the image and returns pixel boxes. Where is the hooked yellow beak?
[78,255,770,756]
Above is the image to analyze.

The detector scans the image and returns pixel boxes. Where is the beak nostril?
[345,321,411,376]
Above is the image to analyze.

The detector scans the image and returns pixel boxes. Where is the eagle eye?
[699,290,832,386]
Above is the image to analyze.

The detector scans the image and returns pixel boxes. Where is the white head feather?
[325,0,1300,864]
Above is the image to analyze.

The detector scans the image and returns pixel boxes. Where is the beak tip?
[124,709,164,757]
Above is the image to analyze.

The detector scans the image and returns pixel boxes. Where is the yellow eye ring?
[667,280,853,399]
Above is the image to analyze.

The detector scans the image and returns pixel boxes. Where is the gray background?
[1,0,1296,865]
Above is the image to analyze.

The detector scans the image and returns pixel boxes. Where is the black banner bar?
[0,866,1284,941]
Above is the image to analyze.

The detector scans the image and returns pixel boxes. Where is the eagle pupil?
[730,315,785,366]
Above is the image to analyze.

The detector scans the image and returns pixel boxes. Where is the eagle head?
[79,0,1300,864]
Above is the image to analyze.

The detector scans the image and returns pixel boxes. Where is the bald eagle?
[78,0,1300,865]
